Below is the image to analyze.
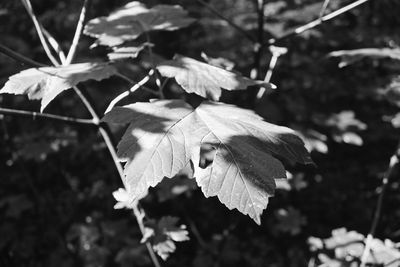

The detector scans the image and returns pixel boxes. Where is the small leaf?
[112,188,148,209]
[103,100,312,224]
[0,63,116,112]
[141,216,189,260]
[108,43,153,61]
[84,2,195,47]
[157,55,275,101]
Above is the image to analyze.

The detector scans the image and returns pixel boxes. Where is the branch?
[195,0,255,42]
[39,17,162,267]
[263,0,370,47]
[0,43,47,68]
[0,107,96,126]
[65,0,91,64]
[21,0,61,66]
[360,143,400,267]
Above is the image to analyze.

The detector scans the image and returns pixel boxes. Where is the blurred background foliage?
[1,0,400,266]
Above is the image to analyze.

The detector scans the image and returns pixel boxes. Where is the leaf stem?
[360,143,400,267]
[65,0,90,65]
[106,70,156,114]
[21,0,61,66]
[42,28,67,63]
[115,72,158,96]
[195,0,255,42]
[0,107,96,125]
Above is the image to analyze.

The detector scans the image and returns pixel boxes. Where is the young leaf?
[0,63,116,112]
[84,2,195,47]
[141,216,189,260]
[103,100,312,224]
[108,43,152,61]
[156,55,275,101]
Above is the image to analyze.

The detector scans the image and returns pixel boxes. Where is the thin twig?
[43,29,67,63]
[65,0,90,64]
[319,0,331,19]
[250,0,265,80]
[256,46,287,99]
[0,107,96,125]
[195,0,255,42]
[21,0,60,66]
[0,43,47,68]
[263,0,370,46]
[360,144,400,267]
[106,70,155,113]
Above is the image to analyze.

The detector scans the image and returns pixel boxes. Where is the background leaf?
[84,1,195,47]
[157,55,275,100]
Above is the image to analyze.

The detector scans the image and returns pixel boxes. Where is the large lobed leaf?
[103,99,312,224]
[84,1,195,47]
[0,63,116,112]
[156,55,275,101]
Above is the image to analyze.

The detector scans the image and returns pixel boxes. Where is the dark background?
[0,0,400,266]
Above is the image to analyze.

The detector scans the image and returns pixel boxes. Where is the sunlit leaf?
[0,63,116,112]
[103,99,312,224]
[84,1,195,47]
[157,55,275,100]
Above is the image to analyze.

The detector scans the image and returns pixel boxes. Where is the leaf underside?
[0,62,116,112]
[84,1,195,47]
[156,55,275,101]
[103,99,312,224]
